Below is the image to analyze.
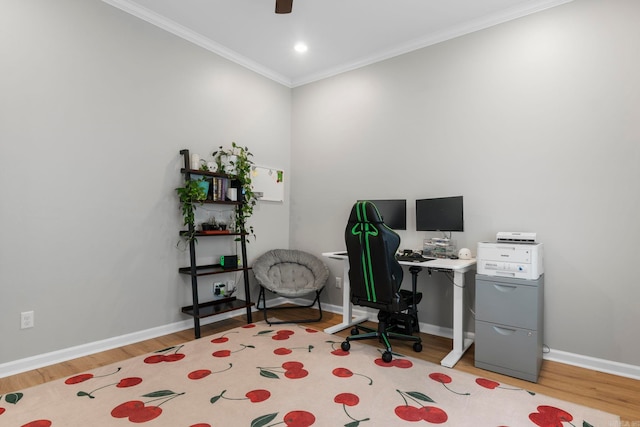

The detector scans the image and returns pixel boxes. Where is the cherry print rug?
[0,322,620,426]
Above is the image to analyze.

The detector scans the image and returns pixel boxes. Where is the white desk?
[322,251,476,368]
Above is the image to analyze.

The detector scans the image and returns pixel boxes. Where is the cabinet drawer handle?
[493,284,517,292]
[492,326,516,336]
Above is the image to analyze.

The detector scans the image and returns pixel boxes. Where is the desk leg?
[440,270,474,368]
[324,260,368,335]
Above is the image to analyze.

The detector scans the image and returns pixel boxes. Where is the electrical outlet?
[335,277,342,289]
[21,311,34,329]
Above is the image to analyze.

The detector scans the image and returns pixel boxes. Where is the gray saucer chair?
[254,249,329,325]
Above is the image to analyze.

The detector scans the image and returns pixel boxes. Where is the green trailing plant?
[176,177,208,243]
[212,142,257,240]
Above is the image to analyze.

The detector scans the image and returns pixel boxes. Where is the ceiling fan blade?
[275,0,293,14]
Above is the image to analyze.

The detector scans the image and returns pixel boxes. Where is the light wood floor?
[2,307,639,423]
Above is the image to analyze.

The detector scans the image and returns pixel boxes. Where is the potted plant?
[176,177,208,243]
[212,142,257,240]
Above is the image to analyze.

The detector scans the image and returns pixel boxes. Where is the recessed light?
[294,42,308,53]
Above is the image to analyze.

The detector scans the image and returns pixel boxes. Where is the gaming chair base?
[341,314,422,363]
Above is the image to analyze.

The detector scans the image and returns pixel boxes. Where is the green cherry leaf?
[5,392,24,404]
[256,330,274,336]
[143,390,175,398]
[345,421,361,427]
[259,369,280,379]
[210,395,222,404]
[76,391,94,399]
[251,412,278,427]
[583,422,594,427]
[406,391,435,403]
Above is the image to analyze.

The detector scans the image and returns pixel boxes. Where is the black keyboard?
[396,255,435,262]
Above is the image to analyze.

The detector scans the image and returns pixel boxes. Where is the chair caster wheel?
[413,342,423,352]
[341,341,351,352]
[382,351,393,363]
[350,327,359,335]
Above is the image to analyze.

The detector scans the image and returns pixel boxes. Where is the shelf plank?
[178,263,251,276]
[179,231,246,237]
[181,299,255,319]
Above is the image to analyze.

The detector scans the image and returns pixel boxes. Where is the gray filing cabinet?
[474,274,544,382]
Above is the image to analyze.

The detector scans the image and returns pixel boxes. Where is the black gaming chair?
[340,201,423,363]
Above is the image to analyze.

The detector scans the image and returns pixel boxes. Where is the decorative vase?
[195,179,210,200]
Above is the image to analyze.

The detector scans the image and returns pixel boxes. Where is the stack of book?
[211,177,231,201]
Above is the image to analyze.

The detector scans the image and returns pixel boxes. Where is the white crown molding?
[101,0,293,87]
[102,0,572,89]
[292,0,574,87]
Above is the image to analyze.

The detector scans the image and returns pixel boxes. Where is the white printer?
[477,232,543,280]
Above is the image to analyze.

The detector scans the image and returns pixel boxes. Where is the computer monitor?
[416,196,464,232]
[359,199,407,230]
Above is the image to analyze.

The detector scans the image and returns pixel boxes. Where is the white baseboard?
[2,302,639,381]
[317,301,640,381]
[0,309,251,379]
[544,348,640,380]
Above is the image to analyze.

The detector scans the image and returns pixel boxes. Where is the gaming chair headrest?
[348,201,383,225]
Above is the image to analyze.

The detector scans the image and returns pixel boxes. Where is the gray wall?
[0,0,291,364]
[2,0,639,371]
[291,0,640,366]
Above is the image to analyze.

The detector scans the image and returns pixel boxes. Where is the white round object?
[458,248,472,260]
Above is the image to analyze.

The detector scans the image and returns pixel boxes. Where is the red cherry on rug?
[64,373,94,384]
[305,328,317,333]
[273,330,295,340]
[395,405,423,421]
[242,324,256,328]
[392,359,413,368]
[116,377,142,388]
[332,367,353,378]
[212,350,231,357]
[529,405,573,427]
[211,337,229,344]
[375,358,394,367]
[281,361,304,370]
[331,349,349,356]
[128,405,162,423]
[429,373,452,384]
[188,369,212,380]
[419,406,448,423]
[190,424,211,427]
[143,354,166,364]
[111,400,145,418]
[164,353,185,362]
[285,368,309,379]
[245,389,271,402]
[274,347,292,355]
[283,410,316,427]
[0,407,5,415]
[334,392,359,406]
[20,421,52,427]
[476,378,500,389]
